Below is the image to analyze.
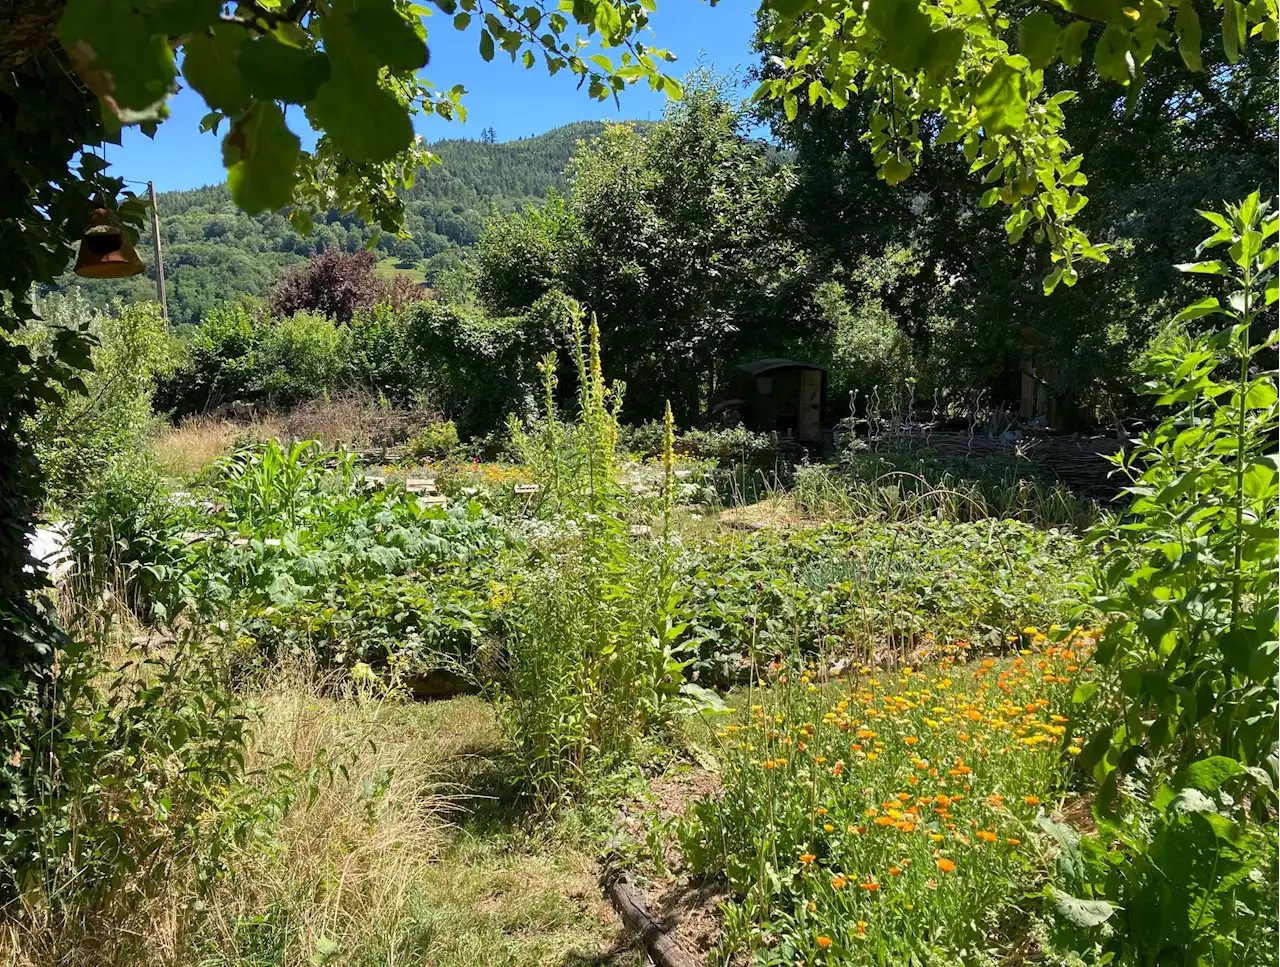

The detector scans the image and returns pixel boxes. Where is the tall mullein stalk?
[661,400,676,542]
[537,350,560,504]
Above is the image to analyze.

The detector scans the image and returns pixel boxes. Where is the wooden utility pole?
[147,180,169,325]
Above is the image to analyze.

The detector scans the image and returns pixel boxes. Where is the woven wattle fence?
[877,429,1128,498]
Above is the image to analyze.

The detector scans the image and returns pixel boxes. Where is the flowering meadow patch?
[681,633,1099,965]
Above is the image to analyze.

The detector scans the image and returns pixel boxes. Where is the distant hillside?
[49,121,611,326]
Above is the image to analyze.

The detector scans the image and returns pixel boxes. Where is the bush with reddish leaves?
[271,249,388,323]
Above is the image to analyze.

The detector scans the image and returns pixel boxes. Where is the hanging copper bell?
[73,206,146,278]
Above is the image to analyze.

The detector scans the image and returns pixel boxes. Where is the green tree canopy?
[476,77,804,422]
[749,0,1278,291]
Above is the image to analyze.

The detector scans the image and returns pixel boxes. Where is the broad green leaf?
[1223,0,1244,62]
[222,102,300,214]
[150,0,223,36]
[1072,681,1098,703]
[1059,21,1092,65]
[974,57,1029,135]
[866,0,937,74]
[1175,260,1227,274]
[239,38,331,104]
[1242,456,1279,496]
[1018,11,1062,70]
[1172,296,1220,322]
[1169,787,1216,813]
[345,0,429,71]
[453,12,471,29]
[309,53,414,163]
[1178,756,1247,794]
[60,0,178,111]
[480,29,495,61]
[182,25,250,114]
[1051,888,1116,928]
[1266,276,1278,306]
[1243,381,1279,409]
[1174,0,1203,71]
[1095,25,1135,84]
[881,153,913,185]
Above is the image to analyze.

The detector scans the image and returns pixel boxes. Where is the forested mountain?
[48,121,611,325]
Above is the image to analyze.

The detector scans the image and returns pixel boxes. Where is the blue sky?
[108,3,763,193]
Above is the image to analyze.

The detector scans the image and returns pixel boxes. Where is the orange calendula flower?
[904,736,919,745]
[977,830,998,843]
[817,935,832,949]
[832,874,848,889]
[831,761,845,776]
[824,824,835,832]
[936,858,957,872]
[1006,838,1021,846]
[800,854,817,864]
[856,921,868,937]
[816,807,828,816]
[1023,796,1041,805]
[888,866,902,876]
[858,880,880,891]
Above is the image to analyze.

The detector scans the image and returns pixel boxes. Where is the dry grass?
[1,679,642,967]
[152,415,280,478]
[716,493,824,531]
[152,396,436,480]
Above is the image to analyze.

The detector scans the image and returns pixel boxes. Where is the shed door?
[797,369,821,441]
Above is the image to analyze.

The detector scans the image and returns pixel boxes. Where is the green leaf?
[1174,0,1203,71]
[239,38,331,104]
[1266,276,1278,306]
[1222,0,1244,62]
[345,0,429,71]
[453,12,472,29]
[1172,296,1221,322]
[1095,26,1135,85]
[310,61,414,163]
[881,153,913,185]
[1059,21,1092,66]
[479,29,495,61]
[1072,681,1098,703]
[222,102,300,214]
[60,0,178,112]
[974,58,1029,135]
[1243,381,1279,410]
[1175,260,1227,274]
[1051,888,1116,928]
[181,24,250,113]
[1019,11,1062,70]
[865,0,937,74]
[1177,756,1247,794]
[150,0,223,36]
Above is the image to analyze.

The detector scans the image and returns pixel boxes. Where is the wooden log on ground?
[604,870,697,967]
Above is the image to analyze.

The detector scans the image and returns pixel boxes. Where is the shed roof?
[734,357,828,376]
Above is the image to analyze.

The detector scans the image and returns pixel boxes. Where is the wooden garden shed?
[724,358,827,441]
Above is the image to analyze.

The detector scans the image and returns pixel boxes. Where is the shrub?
[270,249,386,323]
[408,420,459,461]
[25,295,174,507]
[2,628,283,964]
